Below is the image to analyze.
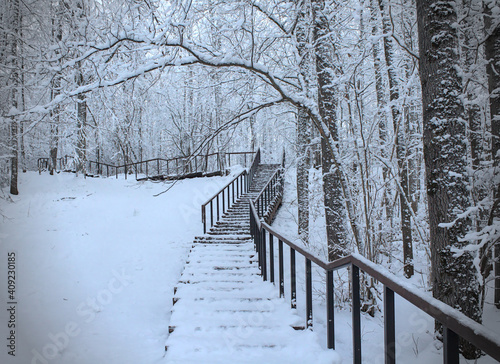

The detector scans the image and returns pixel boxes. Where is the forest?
[1,0,499,360]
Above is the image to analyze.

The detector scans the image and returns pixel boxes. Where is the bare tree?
[5,0,21,195]
[484,0,500,308]
[378,0,414,277]
[49,0,64,175]
[312,0,348,260]
[295,0,314,244]
[416,0,482,357]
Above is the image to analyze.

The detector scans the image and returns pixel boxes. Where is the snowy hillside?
[0,171,234,364]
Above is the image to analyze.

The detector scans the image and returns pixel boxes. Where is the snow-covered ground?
[0,171,234,364]
[1,169,499,364]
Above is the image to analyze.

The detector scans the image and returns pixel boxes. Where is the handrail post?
[269,233,275,284]
[250,207,253,237]
[384,286,396,364]
[306,258,313,328]
[290,247,296,309]
[261,229,267,281]
[327,270,335,349]
[210,200,213,229]
[256,224,261,269]
[352,265,361,364]
[236,177,239,199]
[222,187,225,215]
[260,195,264,217]
[216,194,220,221]
[443,327,459,364]
[279,239,284,298]
[202,205,206,234]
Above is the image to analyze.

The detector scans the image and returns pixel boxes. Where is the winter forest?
[1,0,500,363]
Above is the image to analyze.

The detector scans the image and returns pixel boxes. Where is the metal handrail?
[247,148,261,190]
[199,148,261,235]
[39,151,256,181]
[249,199,500,363]
[89,154,221,179]
[201,170,248,234]
[253,167,284,221]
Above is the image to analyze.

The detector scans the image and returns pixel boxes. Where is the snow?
[2,169,499,364]
[0,171,233,364]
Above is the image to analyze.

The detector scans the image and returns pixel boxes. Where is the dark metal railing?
[201,170,248,234]
[225,151,257,170]
[38,151,256,180]
[88,154,219,180]
[200,149,262,234]
[249,201,500,364]
[37,156,73,172]
[247,148,260,190]
[253,168,284,223]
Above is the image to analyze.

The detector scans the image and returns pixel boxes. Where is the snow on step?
[165,164,337,363]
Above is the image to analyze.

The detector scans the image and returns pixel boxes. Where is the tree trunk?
[10,119,18,195]
[297,106,311,243]
[313,0,348,261]
[8,0,20,195]
[49,3,62,175]
[378,0,413,278]
[76,66,87,175]
[295,0,314,244]
[484,0,500,308]
[369,0,394,256]
[19,9,26,174]
[460,0,487,234]
[416,0,482,357]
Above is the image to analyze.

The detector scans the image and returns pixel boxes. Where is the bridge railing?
[249,195,500,363]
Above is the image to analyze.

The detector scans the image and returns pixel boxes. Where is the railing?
[200,148,261,234]
[225,151,257,170]
[37,156,73,172]
[88,154,221,180]
[38,151,256,180]
[253,168,284,223]
[247,148,260,190]
[201,170,248,234]
[249,198,500,363]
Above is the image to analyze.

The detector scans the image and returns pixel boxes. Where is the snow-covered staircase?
[165,164,325,363]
